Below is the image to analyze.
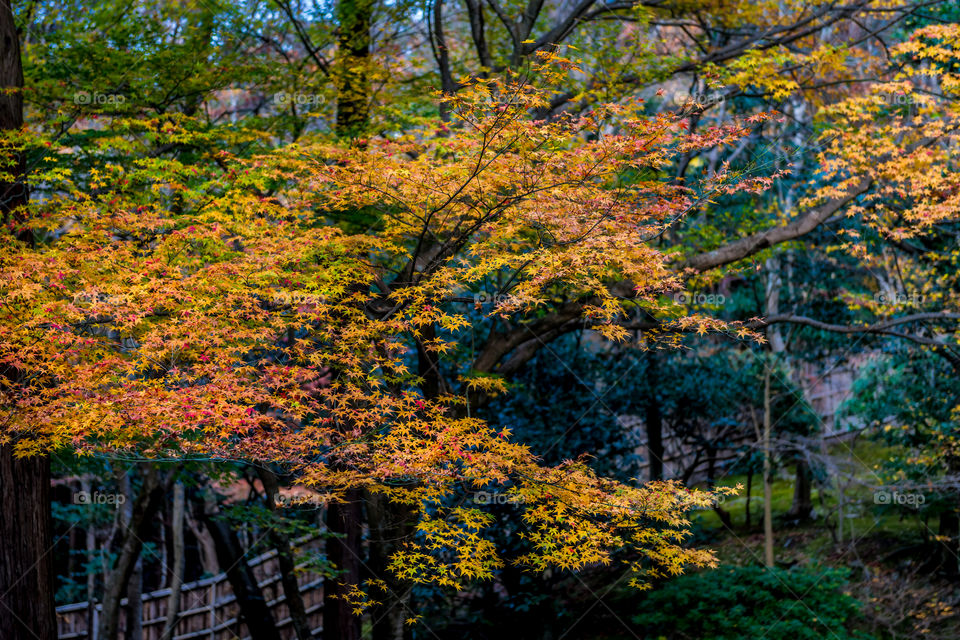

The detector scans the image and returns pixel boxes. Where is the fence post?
[209,583,216,640]
[92,604,99,640]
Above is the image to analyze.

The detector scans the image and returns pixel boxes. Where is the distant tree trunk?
[367,491,414,640]
[788,459,813,521]
[327,1,372,631]
[763,364,775,567]
[84,478,98,636]
[0,5,56,639]
[124,468,144,640]
[645,351,665,481]
[185,508,219,575]
[125,556,144,640]
[706,445,733,528]
[762,259,783,566]
[938,503,960,577]
[745,465,753,529]
[100,466,166,640]
[335,0,371,136]
[257,468,313,640]
[430,0,455,120]
[324,490,363,640]
[201,496,281,640]
[161,482,186,640]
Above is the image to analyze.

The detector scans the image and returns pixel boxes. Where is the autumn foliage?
[0,55,773,591]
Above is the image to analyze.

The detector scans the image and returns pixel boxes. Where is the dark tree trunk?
[0,9,55,637]
[745,465,753,529]
[326,1,372,632]
[367,492,415,640]
[0,449,56,640]
[0,0,28,230]
[938,508,960,577]
[335,0,371,136]
[161,482,186,640]
[788,459,813,521]
[100,466,167,640]
[644,351,665,481]
[324,490,363,640]
[257,468,313,640]
[125,557,144,640]
[201,499,281,640]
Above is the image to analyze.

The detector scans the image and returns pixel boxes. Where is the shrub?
[631,565,869,640]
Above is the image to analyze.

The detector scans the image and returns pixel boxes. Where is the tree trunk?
[335,0,371,136]
[938,507,960,577]
[100,466,166,640]
[788,459,813,521]
[745,465,753,529]
[0,5,55,639]
[324,490,363,640]
[201,496,281,640]
[367,491,415,640]
[327,1,372,631]
[161,482,186,640]
[0,449,57,640]
[257,468,313,640]
[644,351,665,481]
[185,508,219,575]
[125,556,144,640]
[763,364,775,567]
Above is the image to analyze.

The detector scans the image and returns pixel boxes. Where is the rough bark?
[0,449,56,640]
[99,466,166,640]
[324,489,363,640]
[0,5,55,638]
[335,0,371,136]
[644,350,665,481]
[257,468,313,640]
[788,459,813,521]
[762,364,775,568]
[200,496,281,640]
[367,491,415,640]
[937,500,960,577]
[161,482,186,640]
[125,556,143,640]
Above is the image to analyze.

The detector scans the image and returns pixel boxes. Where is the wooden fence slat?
[56,536,323,640]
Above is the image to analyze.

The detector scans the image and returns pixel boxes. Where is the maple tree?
[0,50,773,632]
[5,1,960,638]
